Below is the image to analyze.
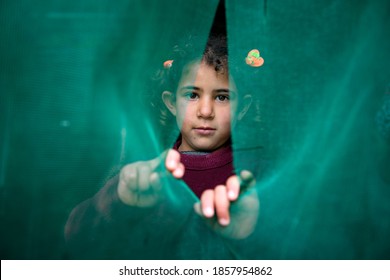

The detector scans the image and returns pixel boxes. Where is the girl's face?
[164,62,238,152]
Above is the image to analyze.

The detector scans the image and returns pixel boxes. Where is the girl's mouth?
[194,127,216,135]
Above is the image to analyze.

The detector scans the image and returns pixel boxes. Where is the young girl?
[118,35,255,226]
[65,35,259,259]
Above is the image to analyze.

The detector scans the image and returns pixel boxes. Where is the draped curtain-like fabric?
[1,0,389,259]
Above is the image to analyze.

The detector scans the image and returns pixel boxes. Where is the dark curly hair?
[159,35,228,91]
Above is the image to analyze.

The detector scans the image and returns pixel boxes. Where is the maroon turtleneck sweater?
[173,139,235,198]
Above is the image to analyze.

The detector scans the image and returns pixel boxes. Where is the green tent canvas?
[1,0,389,259]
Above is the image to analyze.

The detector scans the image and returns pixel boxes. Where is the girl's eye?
[184,92,198,100]
[216,95,229,102]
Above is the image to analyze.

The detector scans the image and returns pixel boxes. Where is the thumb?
[238,170,256,192]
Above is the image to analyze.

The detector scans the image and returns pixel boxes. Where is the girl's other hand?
[117,149,184,207]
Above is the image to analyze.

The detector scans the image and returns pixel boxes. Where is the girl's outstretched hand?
[194,170,259,239]
[117,149,259,239]
[117,149,184,207]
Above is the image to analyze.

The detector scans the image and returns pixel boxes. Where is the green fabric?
[1,0,389,259]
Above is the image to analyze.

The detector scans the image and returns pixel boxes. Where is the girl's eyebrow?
[179,86,235,95]
[179,86,200,91]
[215,89,231,94]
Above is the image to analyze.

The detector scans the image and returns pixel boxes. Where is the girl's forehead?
[180,61,205,76]
[179,61,235,87]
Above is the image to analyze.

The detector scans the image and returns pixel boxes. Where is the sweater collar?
[173,137,233,170]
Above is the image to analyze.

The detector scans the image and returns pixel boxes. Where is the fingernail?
[228,190,236,200]
[203,207,214,217]
[173,168,184,178]
[219,218,230,226]
[167,160,176,169]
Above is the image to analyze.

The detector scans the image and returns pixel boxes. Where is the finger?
[120,164,138,192]
[148,151,166,171]
[137,163,152,192]
[193,202,202,216]
[149,171,162,191]
[239,170,256,189]
[171,162,185,178]
[118,164,139,205]
[165,149,181,172]
[214,185,230,226]
[200,189,215,218]
[226,175,240,201]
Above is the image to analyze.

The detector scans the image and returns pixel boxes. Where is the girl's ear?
[237,94,252,120]
[162,91,177,116]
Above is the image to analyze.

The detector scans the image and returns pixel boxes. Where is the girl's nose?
[197,98,214,119]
